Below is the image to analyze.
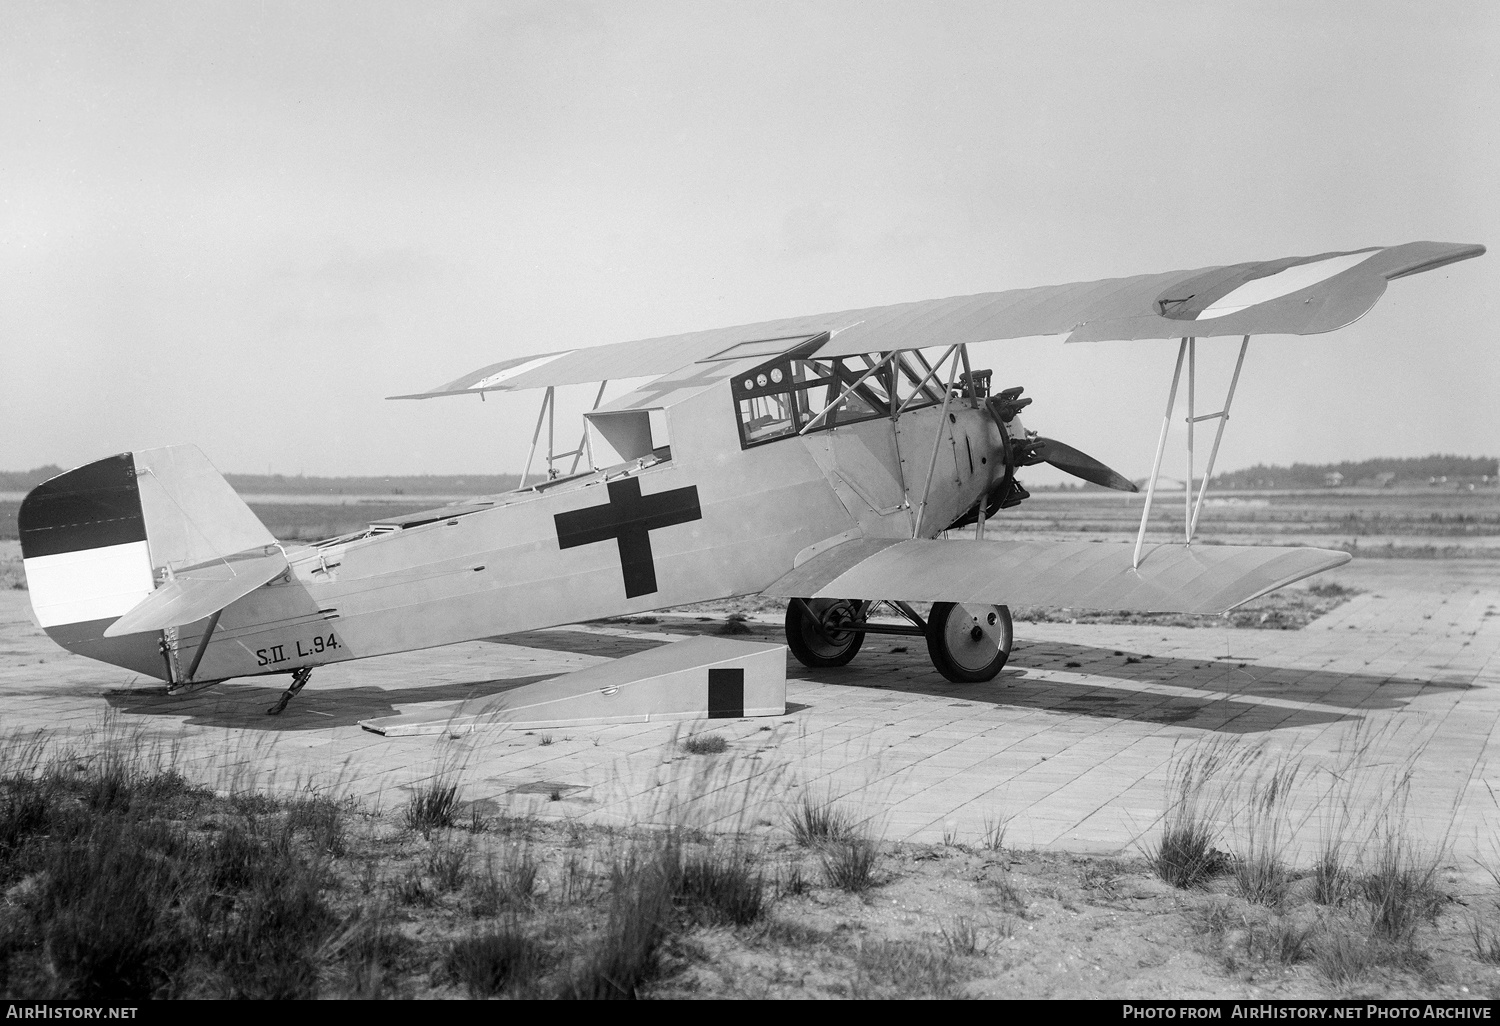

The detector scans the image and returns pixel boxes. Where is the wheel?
[925,602,1013,682]
[784,598,866,668]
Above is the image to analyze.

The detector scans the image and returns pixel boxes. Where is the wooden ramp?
[358,636,787,737]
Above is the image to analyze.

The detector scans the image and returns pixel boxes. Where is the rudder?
[19,446,277,679]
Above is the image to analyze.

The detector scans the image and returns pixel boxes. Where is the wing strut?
[1132,335,1251,568]
[1189,337,1250,539]
[519,386,553,490]
[895,344,958,415]
[518,381,610,489]
[572,380,609,475]
[798,352,898,435]
[913,346,965,537]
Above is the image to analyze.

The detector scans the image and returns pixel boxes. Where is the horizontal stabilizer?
[763,538,1351,615]
[103,548,288,637]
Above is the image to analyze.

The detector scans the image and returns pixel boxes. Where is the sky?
[2,0,1496,483]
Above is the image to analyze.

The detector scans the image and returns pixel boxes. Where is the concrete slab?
[0,558,1497,881]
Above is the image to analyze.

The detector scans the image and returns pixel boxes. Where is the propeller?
[984,387,1139,494]
[1023,437,1138,492]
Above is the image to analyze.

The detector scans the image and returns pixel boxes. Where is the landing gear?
[267,666,313,715]
[785,598,866,668]
[785,597,1013,683]
[925,602,1013,683]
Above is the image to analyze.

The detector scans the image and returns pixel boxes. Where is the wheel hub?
[942,604,1007,673]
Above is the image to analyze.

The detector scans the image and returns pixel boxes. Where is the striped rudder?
[20,452,162,675]
[20,446,279,680]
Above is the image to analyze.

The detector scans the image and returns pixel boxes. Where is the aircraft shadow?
[98,623,1468,737]
[796,636,1471,735]
[481,630,669,658]
[98,624,697,732]
[102,674,562,732]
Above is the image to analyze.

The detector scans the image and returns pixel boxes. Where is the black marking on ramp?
[19,452,146,558]
[708,668,744,719]
[554,479,702,599]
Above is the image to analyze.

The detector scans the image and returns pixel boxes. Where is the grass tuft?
[1247,916,1313,965]
[776,862,808,897]
[682,733,728,755]
[562,853,675,999]
[1153,819,1221,889]
[980,812,1011,852]
[676,846,765,926]
[332,906,409,999]
[427,843,469,892]
[715,612,754,635]
[1150,738,1244,888]
[0,779,52,861]
[1233,754,1302,906]
[1313,927,1378,984]
[35,816,191,1000]
[787,794,856,848]
[391,870,433,908]
[559,851,595,905]
[446,922,548,998]
[848,939,961,999]
[287,793,347,856]
[469,845,538,915]
[405,776,461,837]
[940,915,992,956]
[1471,913,1500,964]
[1361,824,1445,942]
[822,837,879,893]
[1314,846,1355,907]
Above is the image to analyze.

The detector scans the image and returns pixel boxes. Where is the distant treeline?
[4,454,1494,497]
[0,466,521,496]
[1212,455,1497,490]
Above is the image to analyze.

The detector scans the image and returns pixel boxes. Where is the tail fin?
[19,445,278,678]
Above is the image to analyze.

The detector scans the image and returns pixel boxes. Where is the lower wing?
[762,538,1349,615]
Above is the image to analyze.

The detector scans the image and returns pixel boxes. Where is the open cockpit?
[726,335,952,448]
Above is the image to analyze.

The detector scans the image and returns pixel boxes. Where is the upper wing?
[762,537,1350,615]
[391,240,1482,399]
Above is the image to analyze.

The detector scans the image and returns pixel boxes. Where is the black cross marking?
[554,478,702,598]
[616,364,733,409]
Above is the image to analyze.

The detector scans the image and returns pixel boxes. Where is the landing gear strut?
[267,666,313,716]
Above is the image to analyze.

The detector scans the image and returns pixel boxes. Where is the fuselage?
[130,379,1003,685]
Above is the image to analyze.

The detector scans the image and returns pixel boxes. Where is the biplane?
[18,241,1484,713]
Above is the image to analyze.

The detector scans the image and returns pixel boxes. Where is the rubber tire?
[925,602,1013,682]
[785,598,866,668]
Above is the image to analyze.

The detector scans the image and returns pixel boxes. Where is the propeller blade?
[1032,438,1139,492]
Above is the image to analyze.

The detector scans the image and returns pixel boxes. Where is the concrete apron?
[0,559,1496,887]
